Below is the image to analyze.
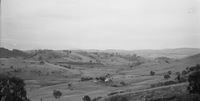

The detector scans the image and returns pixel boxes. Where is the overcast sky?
[1,0,200,50]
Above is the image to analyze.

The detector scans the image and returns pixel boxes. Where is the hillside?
[0,47,30,58]
[1,47,200,101]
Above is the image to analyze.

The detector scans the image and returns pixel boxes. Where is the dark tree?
[53,90,62,100]
[176,74,181,83]
[164,75,170,79]
[187,70,200,94]
[38,56,43,61]
[168,71,172,75]
[182,70,187,75]
[83,95,91,101]
[150,71,155,76]
[0,75,30,101]
[120,81,126,86]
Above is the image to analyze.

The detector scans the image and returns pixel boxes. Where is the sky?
[1,0,200,50]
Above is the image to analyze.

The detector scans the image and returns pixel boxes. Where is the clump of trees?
[0,47,30,58]
[187,64,200,94]
[0,75,30,101]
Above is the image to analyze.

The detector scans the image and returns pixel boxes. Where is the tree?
[120,81,126,86]
[0,75,30,101]
[182,70,187,75]
[83,95,91,101]
[187,70,200,94]
[38,56,43,61]
[176,73,181,83]
[164,75,170,79]
[168,71,172,75]
[53,90,62,100]
[150,71,155,76]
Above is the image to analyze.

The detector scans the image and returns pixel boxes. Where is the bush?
[164,75,170,79]
[40,61,45,65]
[81,77,93,81]
[53,90,62,99]
[164,80,177,86]
[168,71,172,75]
[0,75,30,101]
[110,95,129,101]
[176,74,181,82]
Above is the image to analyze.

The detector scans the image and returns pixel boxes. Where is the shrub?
[164,75,170,79]
[0,75,30,101]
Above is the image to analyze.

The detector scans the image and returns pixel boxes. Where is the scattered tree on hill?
[187,68,200,94]
[150,71,155,76]
[53,90,62,100]
[0,75,30,101]
[164,75,170,79]
[83,95,91,101]
[10,66,13,69]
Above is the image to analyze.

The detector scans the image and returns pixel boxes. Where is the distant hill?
[1,47,200,67]
[101,48,200,59]
[0,47,30,58]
